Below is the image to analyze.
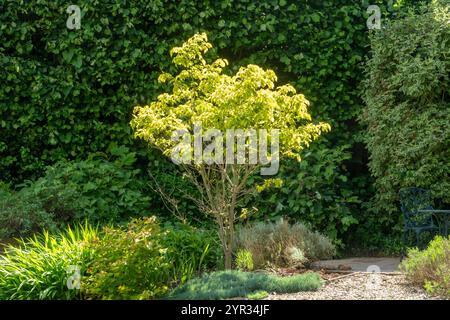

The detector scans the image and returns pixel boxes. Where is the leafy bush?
[147,161,204,224]
[169,270,322,300]
[83,217,171,300]
[28,146,151,224]
[0,0,426,250]
[361,0,450,225]
[235,219,335,269]
[83,217,221,299]
[160,222,223,284]
[0,181,10,193]
[0,146,151,241]
[0,223,98,300]
[235,249,254,271]
[401,235,450,298]
[0,180,74,241]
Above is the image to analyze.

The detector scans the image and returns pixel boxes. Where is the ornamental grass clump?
[0,223,98,300]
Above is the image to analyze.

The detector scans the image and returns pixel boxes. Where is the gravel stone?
[266,273,443,300]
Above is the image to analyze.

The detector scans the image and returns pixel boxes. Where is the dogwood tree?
[131,33,330,269]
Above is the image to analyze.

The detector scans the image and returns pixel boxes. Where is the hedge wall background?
[0,0,428,249]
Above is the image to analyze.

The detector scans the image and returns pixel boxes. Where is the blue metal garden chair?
[399,188,439,254]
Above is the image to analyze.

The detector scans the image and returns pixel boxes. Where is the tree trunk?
[224,248,232,269]
[219,214,235,269]
[223,219,234,270]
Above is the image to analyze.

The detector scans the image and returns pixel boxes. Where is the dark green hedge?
[0,0,376,180]
[0,0,416,245]
[361,0,450,220]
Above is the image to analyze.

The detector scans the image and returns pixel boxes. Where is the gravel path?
[267,272,443,300]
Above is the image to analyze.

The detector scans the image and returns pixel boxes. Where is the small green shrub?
[401,235,450,298]
[0,187,60,241]
[161,222,223,284]
[235,249,254,271]
[235,219,335,269]
[83,217,171,300]
[0,223,98,300]
[169,270,322,300]
[0,172,84,241]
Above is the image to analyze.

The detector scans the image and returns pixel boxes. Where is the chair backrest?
[399,188,434,228]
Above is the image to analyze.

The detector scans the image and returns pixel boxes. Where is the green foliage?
[83,217,221,299]
[169,270,322,300]
[131,33,330,159]
[0,0,426,248]
[29,146,151,224]
[0,181,10,193]
[0,223,98,300]
[161,222,223,283]
[83,217,171,300]
[361,0,450,226]
[0,147,150,241]
[401,235,450,298]
[346,228,404,256]
[131,33,330,269]
[0,0,353,181]
[246,290,269,300]
[0,177,75,241]
[148,159,204,223]
[235,249,254,271]
[0,217,223,300]
[0,0,377,246]
[252,144,361,244]
[235,219,335,269]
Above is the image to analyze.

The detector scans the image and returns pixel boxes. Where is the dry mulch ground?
[267,270,444,300]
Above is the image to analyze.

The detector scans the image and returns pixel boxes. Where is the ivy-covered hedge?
[0,0,417,245]
[361,0,450,226]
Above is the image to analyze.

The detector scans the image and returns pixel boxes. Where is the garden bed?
[267,273,444,300]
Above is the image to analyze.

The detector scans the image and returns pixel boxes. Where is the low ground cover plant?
[169,270,323,300]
